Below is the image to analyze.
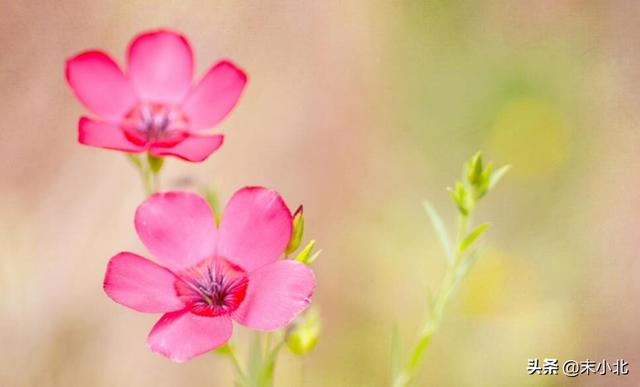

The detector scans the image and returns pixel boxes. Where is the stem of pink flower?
[264,332,272,359]
[228,344,246,382]
[126,154,163,196]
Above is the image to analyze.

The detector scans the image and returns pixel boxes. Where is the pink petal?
[218,187,292,272]
[149,133,224,162]
[103,252,184,313]
[233,261,315,330]
[135,192,217,271]
[182,61,248,130]
[127,29,193,104]
[148,310,232,362]
[78,117,144,152]
[65,51,137,121]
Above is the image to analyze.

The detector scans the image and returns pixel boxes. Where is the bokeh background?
[2,1,639,386]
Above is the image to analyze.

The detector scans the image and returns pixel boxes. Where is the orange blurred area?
[2,1,640,386]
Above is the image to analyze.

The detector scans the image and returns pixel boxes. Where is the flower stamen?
[175,258,248,317]
[121,103,189,146]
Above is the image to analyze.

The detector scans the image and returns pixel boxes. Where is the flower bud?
[286,308,321,356]
[285,205,304,255]
[449,181,469,216]
[466,151,484,187]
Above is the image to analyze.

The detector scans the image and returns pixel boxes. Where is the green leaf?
[126,153,143,169]
[295,240,318,264]
[390,324,402,380]
[489,165,510,190]
[459,223,491,253]
[147,153,164,174]
[306,249,322,264]
[202,187,221,225]
[422,201,453,263]
[285,205,304,255]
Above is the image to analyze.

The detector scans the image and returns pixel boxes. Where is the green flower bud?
[285,205,304,255]
[466,151,484,187]
[449,181,469,216]
[286,309,321,356]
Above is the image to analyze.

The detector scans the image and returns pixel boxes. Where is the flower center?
[175,257,248,317]
[121,103,189,146]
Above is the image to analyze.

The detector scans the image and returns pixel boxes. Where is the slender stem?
[392,211,472,387]
[151,169,161,192]
[228,344,246,381]
[455,213,469,257]
[264,333,272,359]
[126,153,161,196]
[142,169,153,196]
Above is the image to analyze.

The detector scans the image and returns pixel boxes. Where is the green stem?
[264,333,272,359]
[228,344,246,382]
[151,169,160,193]
[391,212,472,387]
[142,170,154,196]
[126,153,161,196]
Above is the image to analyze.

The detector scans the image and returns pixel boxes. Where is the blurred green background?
[1,1,639,386]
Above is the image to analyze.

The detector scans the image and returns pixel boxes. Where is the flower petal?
[182,61,248,130]
[135,192,217,271]
[233,261,315,330]
[127,29,193,104]
[218,187,292,272]
[149,134,224,162]
[103,252,184,313]
[78,117,144,152]
[65,51,137,121]
[148,311,232,362]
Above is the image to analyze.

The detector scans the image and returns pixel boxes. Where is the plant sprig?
[390,151,509,387]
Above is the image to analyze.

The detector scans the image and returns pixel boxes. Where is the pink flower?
[103,188,316,362]
[65,29,247,162]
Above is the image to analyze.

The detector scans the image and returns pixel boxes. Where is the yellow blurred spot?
[489,97,569,178]
[461,249,542,317]
[461,250,507,316]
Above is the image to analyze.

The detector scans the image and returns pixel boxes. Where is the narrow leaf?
[306,249,321,264]
[285,205,304,255]
[202,187,221,225]
[460,223,491,253]
[489,165,510,190]
[422,201,453,263]
[126,153,142,166]
[295,240,317,264]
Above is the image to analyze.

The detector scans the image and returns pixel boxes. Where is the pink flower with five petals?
[103,188,316,362]
[65,29,247,162]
